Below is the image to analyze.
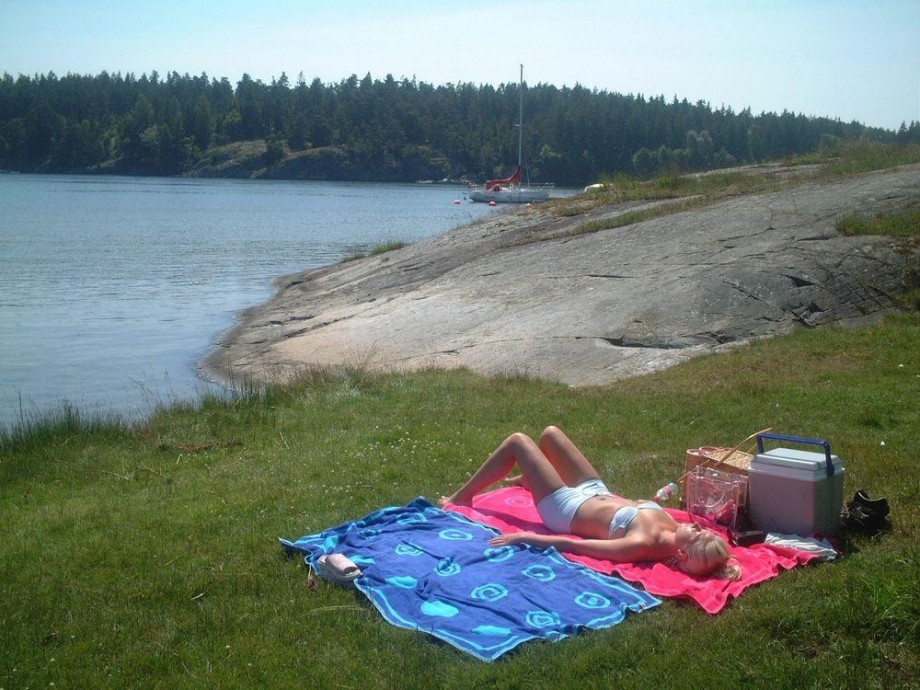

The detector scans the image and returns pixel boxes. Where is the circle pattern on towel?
[526,610,562,628]
[395,542,424,557]
[575,591,612,609]
[522,564,556,582]
[439,528,473,541]
[471,583,509,602]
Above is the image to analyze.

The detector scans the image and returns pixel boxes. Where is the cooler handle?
[756,433,835,477]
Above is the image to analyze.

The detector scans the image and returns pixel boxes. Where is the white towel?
[765,533,838,561]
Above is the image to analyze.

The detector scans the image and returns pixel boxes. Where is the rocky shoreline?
[204,164,919,388]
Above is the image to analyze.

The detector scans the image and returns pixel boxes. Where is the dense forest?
[1,70,918,186]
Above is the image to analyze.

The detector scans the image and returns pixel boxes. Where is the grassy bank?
[2,313,918,688]
[562,141,920,236]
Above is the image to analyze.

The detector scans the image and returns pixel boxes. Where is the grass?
[835,203,920,311]
[560,141,920,237]
[837,208,920,240]
[341,240,411,263]
[574,198,702,235]
[792,140,920,176]
[2,312,919,688]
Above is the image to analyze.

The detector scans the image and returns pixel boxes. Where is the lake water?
[0,174,501,430]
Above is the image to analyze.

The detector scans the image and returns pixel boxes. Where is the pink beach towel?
[444,486,825,614]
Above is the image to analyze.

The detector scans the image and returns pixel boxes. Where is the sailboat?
[468,65,554,204]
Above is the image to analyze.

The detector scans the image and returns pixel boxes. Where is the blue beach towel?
[280,497,660,661]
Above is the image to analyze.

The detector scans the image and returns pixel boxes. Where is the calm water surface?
[0,174,499,429]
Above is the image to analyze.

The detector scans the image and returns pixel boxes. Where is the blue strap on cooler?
[756,433,836,477]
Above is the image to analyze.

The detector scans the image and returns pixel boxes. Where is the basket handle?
[756,432,835,477]
[728,427,773,457]
[676,427,772,484]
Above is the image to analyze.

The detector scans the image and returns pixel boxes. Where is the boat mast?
[518,64,523,169]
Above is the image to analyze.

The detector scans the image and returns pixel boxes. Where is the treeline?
[1,70,917,185]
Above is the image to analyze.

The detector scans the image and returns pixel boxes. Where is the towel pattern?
[281,497,660,661]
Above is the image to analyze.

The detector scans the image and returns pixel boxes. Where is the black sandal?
[843,490,890,534]
[853,489,890,518]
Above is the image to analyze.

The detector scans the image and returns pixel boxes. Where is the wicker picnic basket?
[679,430,768,510]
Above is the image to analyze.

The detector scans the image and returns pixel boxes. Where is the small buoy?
[453,199,461,204]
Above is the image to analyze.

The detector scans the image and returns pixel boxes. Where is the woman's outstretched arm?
[489,531,655,563]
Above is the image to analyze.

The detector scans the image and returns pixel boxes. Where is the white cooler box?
[749,433,845,536]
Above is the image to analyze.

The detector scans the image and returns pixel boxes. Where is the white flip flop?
[317,553,363,586]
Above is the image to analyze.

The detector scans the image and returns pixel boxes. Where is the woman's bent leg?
[441,432,566,506]
[538,426,602,487]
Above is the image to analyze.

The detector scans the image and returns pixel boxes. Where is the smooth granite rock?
[204,164,919,387]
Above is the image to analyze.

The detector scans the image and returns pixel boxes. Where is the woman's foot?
[439,493,473,507]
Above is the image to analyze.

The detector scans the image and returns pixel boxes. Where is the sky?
[1,0,918,131]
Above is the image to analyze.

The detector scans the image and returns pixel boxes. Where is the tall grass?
[2,313,918,688]
[793,140,920,175]
[341,240,411,263]
[837,208,920,239]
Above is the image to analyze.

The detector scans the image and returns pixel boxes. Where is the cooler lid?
[755,433,842,477]
[753,448,843,476]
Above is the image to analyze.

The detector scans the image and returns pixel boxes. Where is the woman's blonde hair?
[681,531,742,581]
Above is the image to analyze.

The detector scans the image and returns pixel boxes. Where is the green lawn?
[2,313,918,688]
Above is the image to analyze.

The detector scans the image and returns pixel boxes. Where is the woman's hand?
[489,532,528,546]
[488,532,563,549]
